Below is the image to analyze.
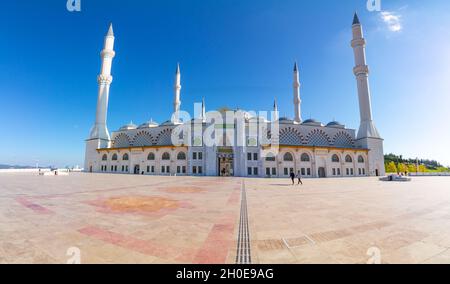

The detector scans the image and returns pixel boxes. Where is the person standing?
[297,170,303,185]
[290,171,295,185]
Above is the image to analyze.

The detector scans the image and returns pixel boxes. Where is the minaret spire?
[273,98,279,121]
[293,62,302,124]
[89,23,116,144]
[201,97,206,122]
[173,62,182,123]
[352,12,360,25]
[107,23,114,36]
[351,14,380,139]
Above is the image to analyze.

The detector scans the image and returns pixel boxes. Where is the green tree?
[418,165,427,173]
[397,163,407,173]
[385,161,397,173]
[407,164,417,173]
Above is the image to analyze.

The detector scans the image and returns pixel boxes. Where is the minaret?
[351,13,385,177]
[293,62,302,124]
[201,97,206,122]
[351,13,380,139]
[85,24,116,173]
[273,98,279,121]
[89,23,115,144]
[173,63,182,123]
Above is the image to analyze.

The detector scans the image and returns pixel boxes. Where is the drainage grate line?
[235,181,251,264]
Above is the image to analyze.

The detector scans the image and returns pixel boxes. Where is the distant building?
[85,14,385,178]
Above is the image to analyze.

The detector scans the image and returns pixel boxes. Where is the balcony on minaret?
[353,65,369,76]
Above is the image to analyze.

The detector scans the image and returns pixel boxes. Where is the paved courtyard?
[1,173,450,264]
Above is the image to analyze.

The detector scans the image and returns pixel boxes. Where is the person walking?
[296,171,303,185]
[290,171,295,185]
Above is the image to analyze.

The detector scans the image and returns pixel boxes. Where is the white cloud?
[380,11,402,32]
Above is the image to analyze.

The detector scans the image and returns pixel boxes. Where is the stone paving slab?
[1,173,450,264]
[245,177,450,264]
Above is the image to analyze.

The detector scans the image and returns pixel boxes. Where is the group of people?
[289,170,303,186]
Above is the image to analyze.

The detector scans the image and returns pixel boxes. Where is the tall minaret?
[293,62,302,124]
[89,24,115,143]
[173,63,182,123]
[351,13,380,139]
[351,13,385,177]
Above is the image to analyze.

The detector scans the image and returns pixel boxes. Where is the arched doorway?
[217,148,234,177]
[375,169,379,176]
[134,165,140,175]
[318,167,326,178]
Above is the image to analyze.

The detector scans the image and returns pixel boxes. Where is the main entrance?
[134,165,140,175]
[217,147,234,177]
[318,167,326,178]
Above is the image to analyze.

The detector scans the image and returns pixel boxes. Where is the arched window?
[279,128,304,145]
[147,153,155,161]
[113,133,131,148]
[283,152,294,162]
[333,131,354,147]
[332,154,340,163]
[306,129,330,146]
[102,154,107,161]
[162,152,171,161]
[358,155,365,163]
[345,155,353,163]
[133,131,154,147]
[112,154,118,161]
[156,129,173,146]
[300,153,310,162]
[177,152,186,160]
[123,153,129,161]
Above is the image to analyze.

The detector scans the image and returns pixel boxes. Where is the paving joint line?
[236,180,252,264]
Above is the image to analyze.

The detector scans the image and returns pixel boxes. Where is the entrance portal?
[217,148,234,177]
[134,165,140,175]
[218,157,234,176]
[318,167,326,178]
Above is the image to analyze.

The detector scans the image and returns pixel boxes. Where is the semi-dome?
[119,122,137,131]
[326,121,345,128]
[138,119,159,129]
[302,119,323,126]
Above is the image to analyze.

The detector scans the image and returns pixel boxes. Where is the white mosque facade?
[84,14,386,178]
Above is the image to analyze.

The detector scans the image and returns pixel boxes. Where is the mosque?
[84,13,385,178]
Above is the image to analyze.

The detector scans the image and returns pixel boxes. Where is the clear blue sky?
[1,0,449,167]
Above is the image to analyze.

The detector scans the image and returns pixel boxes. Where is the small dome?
[302,119,323,126]
[161,120,175,126]
[278,117,294,124]
[248,116,268,123]
[326,121,345,128]
[138,119,159,129]
[119,122,137,131]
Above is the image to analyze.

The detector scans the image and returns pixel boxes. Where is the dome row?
[119,118,345,131]
[119,119,159,131]
[279,117,345,128]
